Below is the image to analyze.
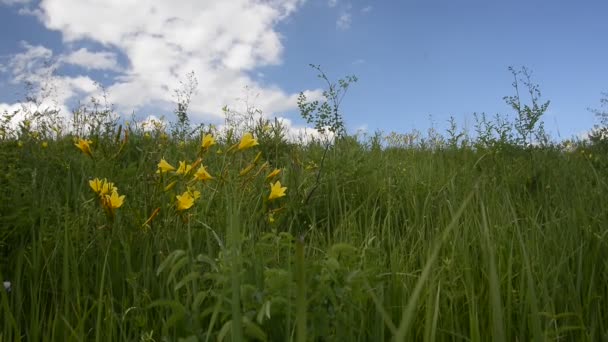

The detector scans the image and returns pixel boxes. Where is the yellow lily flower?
[100,181,117,197]
[238,133,259,151]
[266,168,281,180]
[175,161,193,175]
[103,190,125,210]
[176,191,195,211]
[74,138,93,158]
[157,159,176,174]
[89,178,117,197]
[187,187,201,200]
[239,163,256,177]
[193,165,214,181]
[201,134,216,150]
[268,181,287,201]
[89,178,104,193]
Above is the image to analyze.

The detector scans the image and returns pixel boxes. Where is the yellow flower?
[266,168,281,180]
[89,178,117,197]
[41,141,48,148]
[253,151,263,164]
[268,181,287,201]
[239,163,256,177]
[176,191,195,211]
[74,138,93,158]
[89,178,104,193]
[238,133,259,151]
[175,161,193,175]
[103,190,125,210]
[187,187,201,200]
[157,159,176,174]
[201,134,216,150]
[193,165,214,181]
[100,181,117,197]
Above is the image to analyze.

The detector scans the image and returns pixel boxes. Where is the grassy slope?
[1,134,607,341]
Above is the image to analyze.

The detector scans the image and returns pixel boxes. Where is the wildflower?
[103,190,125,211]
[253,151,263,164]
[74,138,93,158]
[238,133,259,151]
[176,191,196,211]
[266,168,281,180]
[89,178,104,193]
[175,161,193,175]
[157,159,176,174]
[102,181,117,195]
[89,178,117,197]
[187,187,201,200]
[239,163,256,177]
[41,141,48,148]
[189,158,202,170]
[193,165,214,181]
[201,134,216,150]
[142,207,161,227]
[268,181,287,201]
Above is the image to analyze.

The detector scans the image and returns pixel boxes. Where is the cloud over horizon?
[1,0,322,126]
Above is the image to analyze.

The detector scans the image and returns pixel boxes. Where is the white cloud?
[62,48,120,71]
[336,11,352,30]
[24,0,313,123]
[328,0,338,8]
[361,5,372,13]
[1,42,100,124]
[0,102,22,115]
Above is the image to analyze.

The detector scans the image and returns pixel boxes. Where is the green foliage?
[587,91,608,150]
[503,66,550,146]
[2,66,608,341]
[297,64,357,139]
[171,71,198,142]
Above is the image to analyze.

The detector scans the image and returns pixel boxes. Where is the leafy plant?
[297,64,357,140]
[503,66,550,147]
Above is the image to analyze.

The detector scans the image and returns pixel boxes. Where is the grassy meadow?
[1,110,608,341]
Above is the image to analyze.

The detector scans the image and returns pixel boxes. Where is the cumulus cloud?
[61,48,120,71]
[18,0,314,123]
[1,42,100,126]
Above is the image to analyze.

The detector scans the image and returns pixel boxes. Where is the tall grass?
[1,120,607,341]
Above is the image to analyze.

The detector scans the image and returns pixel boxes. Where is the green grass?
[1,129,607,341]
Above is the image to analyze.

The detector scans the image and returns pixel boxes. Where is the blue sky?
[1,0,607,140]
